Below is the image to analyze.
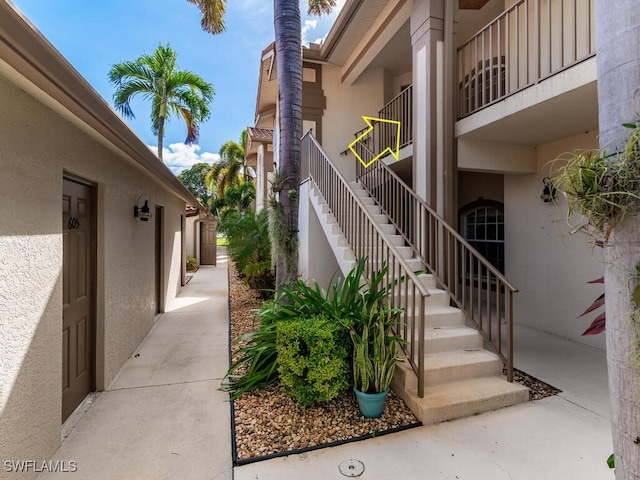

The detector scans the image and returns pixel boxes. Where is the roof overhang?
[254,42,278,126]
[0,1,203,209]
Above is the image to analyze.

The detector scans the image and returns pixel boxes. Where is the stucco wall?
[321,65,387,180]
[0,75,186,472]
[504,130,605,349]
[298,183,342,288]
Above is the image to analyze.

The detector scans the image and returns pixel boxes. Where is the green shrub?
[276,316,350,405]
[243,261,275,298]
[219,209,271,273]
[186,256,198,271]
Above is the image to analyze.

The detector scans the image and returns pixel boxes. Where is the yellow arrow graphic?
[348,116,401,168]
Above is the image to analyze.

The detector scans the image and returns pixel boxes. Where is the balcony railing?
[351,85,413,165]
[458,0,595,118]
[304,130,430,397]
[356,158,518,381]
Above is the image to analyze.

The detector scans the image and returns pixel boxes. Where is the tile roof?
[247,127,274,142]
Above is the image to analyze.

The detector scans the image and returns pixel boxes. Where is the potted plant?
[347,302,406,418]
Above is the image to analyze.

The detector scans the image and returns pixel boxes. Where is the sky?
[10,0,345,174]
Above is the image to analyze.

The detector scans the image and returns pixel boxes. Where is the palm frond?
[307,0,336,16]
[186,0,226,34]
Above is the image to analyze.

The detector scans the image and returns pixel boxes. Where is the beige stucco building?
[250,0,602,423]
[0,2,208,473]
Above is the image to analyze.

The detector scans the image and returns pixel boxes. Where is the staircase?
[304,132,528,424]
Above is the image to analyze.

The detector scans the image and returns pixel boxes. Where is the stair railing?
[351,85,413,166]
[303,131,430,397]
[356,159,518,381]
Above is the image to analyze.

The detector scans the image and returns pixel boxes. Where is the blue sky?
[11,0,343,173]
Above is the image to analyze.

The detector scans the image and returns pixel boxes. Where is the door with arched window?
[460,201,505,274]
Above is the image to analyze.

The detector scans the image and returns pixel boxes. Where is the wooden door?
[155,206,164,314]
[62,178,95,422]
[200,221,217,265]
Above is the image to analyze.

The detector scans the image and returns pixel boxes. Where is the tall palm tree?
[596,1,640,477]
[108,44,214,161]
[206,131,254,198]
[188,0,335,288]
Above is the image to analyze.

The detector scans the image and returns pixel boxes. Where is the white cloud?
[301,19,318,46]
[148,143,220,174]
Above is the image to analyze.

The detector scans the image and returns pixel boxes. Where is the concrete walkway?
[40,254,232,480]
[40,251,614,480]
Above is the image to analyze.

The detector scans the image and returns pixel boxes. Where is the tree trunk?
[157,116,165,161]
[596,1,640,477]
[273,0,302,288]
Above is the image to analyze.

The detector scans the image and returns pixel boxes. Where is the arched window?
[460,201,504,274]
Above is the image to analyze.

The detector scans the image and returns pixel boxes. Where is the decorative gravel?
[227,262,420,463]
[513,368,562,401]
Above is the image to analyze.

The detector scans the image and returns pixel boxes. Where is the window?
[461,203,504,274]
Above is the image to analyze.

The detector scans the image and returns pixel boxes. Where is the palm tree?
[187,0,335,288]
[206,131,255,198]
[108,44,214,161]
[595,1,640,477]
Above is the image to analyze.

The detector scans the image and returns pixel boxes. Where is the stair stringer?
[307,182,357,278]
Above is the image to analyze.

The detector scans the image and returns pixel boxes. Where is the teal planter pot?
[354,388,388,418]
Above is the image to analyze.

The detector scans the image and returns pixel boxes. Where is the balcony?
[457,0,596,119]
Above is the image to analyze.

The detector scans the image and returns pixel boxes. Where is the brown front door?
[62,177,95,422]
[200,221,217,265]
[155,206,164,314]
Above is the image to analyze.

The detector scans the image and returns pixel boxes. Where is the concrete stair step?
[404,305,465,328]
[364,204,382,214]
[423,349,503,385]
[424,326,483,353]
[359,196,376,206]
[417,273,437,288]
[397,287,450,306]
[392,368,529,424]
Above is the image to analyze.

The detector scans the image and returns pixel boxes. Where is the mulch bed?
[226,261,561,464]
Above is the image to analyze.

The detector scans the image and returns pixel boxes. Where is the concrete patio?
[38,251,613,480]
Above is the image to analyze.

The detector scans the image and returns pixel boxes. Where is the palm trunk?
[596,1,640,477]
[157,116,165,161]
[273,0,302,288]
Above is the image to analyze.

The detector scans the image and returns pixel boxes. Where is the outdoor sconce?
[134,194,152,221]
[540,177,557,203]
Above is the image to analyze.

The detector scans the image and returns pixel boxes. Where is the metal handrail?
[351,85,413,166]
[457,0,595,118]
[303,131,430,397]
[356,158,518,381]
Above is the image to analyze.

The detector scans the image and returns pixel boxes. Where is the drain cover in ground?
[338,459,365,477]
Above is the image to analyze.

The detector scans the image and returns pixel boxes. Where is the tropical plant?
[243,261,275,297]
[347,304,405,395]
[108,44,214,161]
[220,309,279,400]
[211,180,256,218]
[218,208,270,274]
[177,162,213,207]
[186,255,198,271]
[190,0,336,288]
[276,315,350,405]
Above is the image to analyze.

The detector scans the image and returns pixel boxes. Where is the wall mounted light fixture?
[134,194,152,221]
[540,177,557,203]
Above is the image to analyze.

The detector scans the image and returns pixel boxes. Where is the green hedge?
[276,316,350,406]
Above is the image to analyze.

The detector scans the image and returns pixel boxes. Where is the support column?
[411,0,456,223]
